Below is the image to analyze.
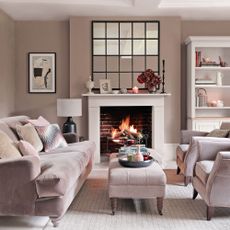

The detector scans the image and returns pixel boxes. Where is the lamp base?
[62,117,76,133]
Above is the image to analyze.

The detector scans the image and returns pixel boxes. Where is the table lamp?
[57,98,82,133]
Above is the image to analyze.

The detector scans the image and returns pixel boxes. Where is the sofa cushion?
[0,131,22,159]
[176,144,189,161]
[35,124,67,152]
[16,123,43,152]
[35,141,95,198]
[195,160,214,184]
[18,140,40,158]
[28,116,50,127]
[207,129,229,138]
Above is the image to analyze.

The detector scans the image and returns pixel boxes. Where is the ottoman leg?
[110,198,117,215]
[157,197,163,215]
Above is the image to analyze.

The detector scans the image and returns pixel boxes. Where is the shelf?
[195,67,230,71]
[196,107,230,110]
[193,117,230,120]
[195,85,230,88]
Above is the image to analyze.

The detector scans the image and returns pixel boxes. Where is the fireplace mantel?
[83,93,171,163]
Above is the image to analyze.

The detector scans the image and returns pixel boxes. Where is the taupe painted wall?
[181,21,230,129]
[0,9,15,117]
[70,16,181,143]
[15,21,70,124]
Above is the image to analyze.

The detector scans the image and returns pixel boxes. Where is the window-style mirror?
[92,21,160,89]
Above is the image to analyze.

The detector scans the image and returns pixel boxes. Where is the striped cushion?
[36,124,67,152]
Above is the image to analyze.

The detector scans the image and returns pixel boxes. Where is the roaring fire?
[111,115,138,139]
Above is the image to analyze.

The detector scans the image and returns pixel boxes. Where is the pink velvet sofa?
[0,116,96,227]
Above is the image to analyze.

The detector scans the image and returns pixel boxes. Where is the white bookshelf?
[185,36,230,131]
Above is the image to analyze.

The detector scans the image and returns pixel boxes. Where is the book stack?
[195,51,201,67]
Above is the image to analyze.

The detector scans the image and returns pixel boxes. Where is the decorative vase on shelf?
[147,85,157,94]
[86,76,94,94]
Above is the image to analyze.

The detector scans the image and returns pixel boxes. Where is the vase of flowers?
[137,69,161,93]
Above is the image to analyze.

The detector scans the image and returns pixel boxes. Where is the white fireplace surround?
[83,93,171,163]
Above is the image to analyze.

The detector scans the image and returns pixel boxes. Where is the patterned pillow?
[16,123,43,152]
[35,124,68,152]
[207,129,229,138]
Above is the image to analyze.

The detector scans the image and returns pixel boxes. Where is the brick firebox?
[100,106,152,153]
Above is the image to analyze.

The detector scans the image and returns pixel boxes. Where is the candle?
[132,86,139,94]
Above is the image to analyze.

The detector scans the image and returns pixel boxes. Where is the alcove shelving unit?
[185,36,230,131]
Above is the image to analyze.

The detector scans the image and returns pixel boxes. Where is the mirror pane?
[107,56,119,72]
[93,73,106,88]
[107,23,119,38]
[133,23,145,38]
[147,40,158,55]
[120,23,131,38]
[107,40,118,55]
[133,56,145,72]
[133,73,145,88]
[146,56,158,71]
[120,40,132,55]
[146,23,158,38]
[133,40,145,55]
[108,73,119,88]
[94,40,105,55]
[120,73,132,88]
[93,56,106,72]
[120,57,132,72]
[93,23,105,38]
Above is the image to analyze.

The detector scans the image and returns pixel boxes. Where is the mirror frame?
[92,20,160,90]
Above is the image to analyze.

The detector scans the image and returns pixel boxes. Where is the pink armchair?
[192,140,230,220]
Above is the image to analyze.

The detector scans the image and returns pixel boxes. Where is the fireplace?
[83,93,170,163]
[100,106,152,154]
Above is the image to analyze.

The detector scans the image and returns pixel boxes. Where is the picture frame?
[28,52,56,93]
[99,79,112,94]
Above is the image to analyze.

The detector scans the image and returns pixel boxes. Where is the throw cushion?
[0,131,22,159]
[35,124,67,152]
[207,129,229,138]
[28,116,50,127]
[18,140,40,157]
[16,123,43,152]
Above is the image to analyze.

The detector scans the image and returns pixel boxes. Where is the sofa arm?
[180,130,208,144]
[184,136,230,177]
[206,152,230,205]
[0,155,40,193]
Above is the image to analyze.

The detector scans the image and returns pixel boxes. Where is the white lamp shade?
[57,98,82,117]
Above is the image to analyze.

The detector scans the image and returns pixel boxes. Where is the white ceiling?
[1,0,230,21]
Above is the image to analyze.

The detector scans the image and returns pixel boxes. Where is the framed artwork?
[99,79,112,94]
[28,52,56,93]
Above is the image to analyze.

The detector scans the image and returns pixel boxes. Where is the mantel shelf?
[82,93,171,97]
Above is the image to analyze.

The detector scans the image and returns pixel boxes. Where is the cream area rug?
[44,168,230,230]
[0,168,229,230]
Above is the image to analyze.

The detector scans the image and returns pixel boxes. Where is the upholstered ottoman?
[108,154,166,215]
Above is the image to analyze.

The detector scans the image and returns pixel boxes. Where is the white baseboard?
[163,143,178,161]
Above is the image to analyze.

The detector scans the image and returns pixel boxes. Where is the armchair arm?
[184,136,230,177]
[0,155,40,199]
[197,139,230,161]
[180,130,208,144]
[206,152,230,206]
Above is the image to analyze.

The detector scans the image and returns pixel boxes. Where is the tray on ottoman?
[118,156,154,168]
